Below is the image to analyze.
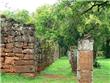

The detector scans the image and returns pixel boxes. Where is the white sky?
[0,0,58,12]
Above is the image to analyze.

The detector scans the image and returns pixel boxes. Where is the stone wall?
[35,40,59,72]
[68,46,77,73]
[0,15,37,77]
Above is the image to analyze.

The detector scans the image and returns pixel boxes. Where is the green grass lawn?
[1,57,110,83]
[93,58,110,83]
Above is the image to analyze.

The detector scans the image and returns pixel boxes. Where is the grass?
[0,57,110,83]
[93,57,110,83]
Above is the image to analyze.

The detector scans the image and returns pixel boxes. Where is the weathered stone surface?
[77,38,93,83]
[22,35,29,42]
[22,49,34,54]
[1,65,15,72]
[0,16,36,77]
[0,43,5,47]
[13,47,22,53]
[14,36,23,42]
[0,47,5,53]
[7,36,14,43]
[14,60,35,65]
[6,43,14,49]
[15,66,35,73]
[5,57,19,65]
[78,39,94,51]
[14,42,23,48]
[22,73,36,77]
[4,48,12,53]
[15,53,24,58]
[4,37,8,43]
[0,57,4,63]
[5,53,14,57]
[28,36,35,43]
[28,43,34,48]
[77,51,93,70]
[22,42,28,48]
[23,54,35,60]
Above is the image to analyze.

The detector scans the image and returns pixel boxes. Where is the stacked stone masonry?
[77,38,93,83]
[0,15,60,77]
[0,15,36,77]
[35,40,59,72]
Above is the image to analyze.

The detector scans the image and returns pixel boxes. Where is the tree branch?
[81,1,109,15]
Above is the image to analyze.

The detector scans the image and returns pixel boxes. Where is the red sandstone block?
[13,48,22,53]
[79,78,91,83]
[4,48,13,53]
[5,57,19,65]
[15,65,35,73]
[15,53,24,58]
[0,57,4,63]
[22,73,36,77]
[79,70,92,79]
[22,42,28,49]
[14,42,23,48]
[5,53,14,57]
[2,65,15,72]
[1,67,15,73]
[77,51,93,70]
[23,54,35,60]
[0,47,5,53]
[22,49,34,54]
[0,52,6,57]
[0,44,5,48]
[14,60,35,66]
[6,43,14,49]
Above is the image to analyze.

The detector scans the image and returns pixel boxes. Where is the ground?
[1,57,110,83]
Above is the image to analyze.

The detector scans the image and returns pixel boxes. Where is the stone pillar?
[77,38,94,83]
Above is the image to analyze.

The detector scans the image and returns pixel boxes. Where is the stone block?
[77,51,93,70]
[14,60,35,66]
[15,66,35,73]
[14,42,23,48]
[28,43,34,48]
[0,57,4,63]
[23,54,35,60]
[22,42,28,48]
[14,36,23,42]
[7,36,14,43]
[6,43,14,49]
[28,36,35,43]
[22,73,36,77]
[22,35,29,42]
[1,65,15,72]
[5,53,14,57]
[5,57,19,65]
[15,53,24,58]
[4,37,8,43]
[22,49,34,54]
[0,47,5,53]
[13,47,22,53]
[0,44,5,48]
[4,48,13,53]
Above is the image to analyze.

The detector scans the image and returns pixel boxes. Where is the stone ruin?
[0,15,37,77]
[0,15,60,77]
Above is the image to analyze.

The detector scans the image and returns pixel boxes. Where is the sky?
[0,0,58,12]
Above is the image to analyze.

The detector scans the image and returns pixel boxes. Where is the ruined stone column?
[77,37,94,83]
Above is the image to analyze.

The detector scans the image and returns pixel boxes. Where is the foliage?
[2,0,110,57]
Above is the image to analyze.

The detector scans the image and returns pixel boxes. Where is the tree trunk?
[105,39,110,58]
